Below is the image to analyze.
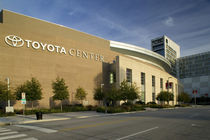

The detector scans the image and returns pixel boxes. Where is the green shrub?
[122,102,133,106]
[146,104,174,108]
[130,104,145,111]
[175,104,190,107]
[14,105,91,115]
[147,104,163,108]
[15,109,53,115]
[74,104,83,107]
[0,109,15,117]
[86,105,97,111]
[96,105,145,113]
[147,102,157,105]
[135,100,145,105]
[96,107,106,113]
[121,105,131,111]
[107,107,125,113]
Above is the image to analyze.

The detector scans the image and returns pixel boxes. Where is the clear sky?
[1,0,210,57]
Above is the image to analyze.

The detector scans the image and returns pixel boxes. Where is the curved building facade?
[110,41,180,103]
[110,41,171,72]
[0,10,181,109]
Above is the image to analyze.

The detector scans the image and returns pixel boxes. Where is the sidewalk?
[0,113,70,126]
[0,111,103,126]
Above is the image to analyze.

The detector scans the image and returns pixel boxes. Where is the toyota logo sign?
[5,35,24,47]
[3,34,104,62]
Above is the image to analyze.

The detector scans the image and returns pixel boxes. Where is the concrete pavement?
[0,111,120,126]
[1,106,210,140]
[0,113,70,126]
[0,106,199,126]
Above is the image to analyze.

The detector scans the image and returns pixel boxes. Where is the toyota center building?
[0,10,182,109]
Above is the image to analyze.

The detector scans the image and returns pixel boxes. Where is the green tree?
[119,80,139,103]
[178,92,191,104]
[0,81,14,107]
[93,87,105,105]
[15,77,42,109]
[75,87,87,104]
[52,77,69,111]
[119,80,130,102]
[156,91,174,105]
[106,86,120,106]
[128,83,140,101]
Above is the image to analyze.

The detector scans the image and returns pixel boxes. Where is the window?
[110,73,116,84]
[152,76,155,87]
[152,76,156,102]
[141,72,145,85]
[141,72,146,102]
[160,78,163,91]
[155,49,165,57]
[126,68,132,83]
[152,45,164,51]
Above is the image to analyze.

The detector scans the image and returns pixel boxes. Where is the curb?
[22,118,70,124]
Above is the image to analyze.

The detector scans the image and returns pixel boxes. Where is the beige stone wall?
[116,55,179,104]
[0,10,117,109]
[0,10,181,109]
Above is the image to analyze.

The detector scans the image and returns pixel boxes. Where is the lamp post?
[101,83,104,106]
[6,77,10,107]
[101,83,107,113]
[5,77,14,113]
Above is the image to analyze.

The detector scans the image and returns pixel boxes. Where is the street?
[1,106,210,140]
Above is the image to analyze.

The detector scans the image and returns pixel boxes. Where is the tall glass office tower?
[151,35,180,77]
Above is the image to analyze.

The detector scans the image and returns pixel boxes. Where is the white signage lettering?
[54,45,60,52]
[32,41,40,49]
[60,47,66,54]
[25,39,32,48]
[41,43,47,50]
[4,35,104,62]
[69,49,75,56]
[47,44,54,52]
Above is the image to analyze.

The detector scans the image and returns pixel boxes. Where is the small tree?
[75,87,87,104]
[15,77,42,109]
[178,92,191,104]
[127,83,140,101]
[93,87,105,105]
[119,80,139,103]
[52,77,69,111]
[156,91,174,105]
[119,80,131,102]
[105,86,120,106]
[0,81,14,107]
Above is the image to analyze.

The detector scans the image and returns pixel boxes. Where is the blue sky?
[1,0,210,57]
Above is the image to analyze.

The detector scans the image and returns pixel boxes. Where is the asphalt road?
[1,106,210,140]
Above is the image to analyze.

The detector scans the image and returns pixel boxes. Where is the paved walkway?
[0,111,102,126]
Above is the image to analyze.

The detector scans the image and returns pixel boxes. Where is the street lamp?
[101,83,104,106]
[5,77,14,113]
[6,77,10,107]
[101,83,107,113]
[100,84,104,91]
